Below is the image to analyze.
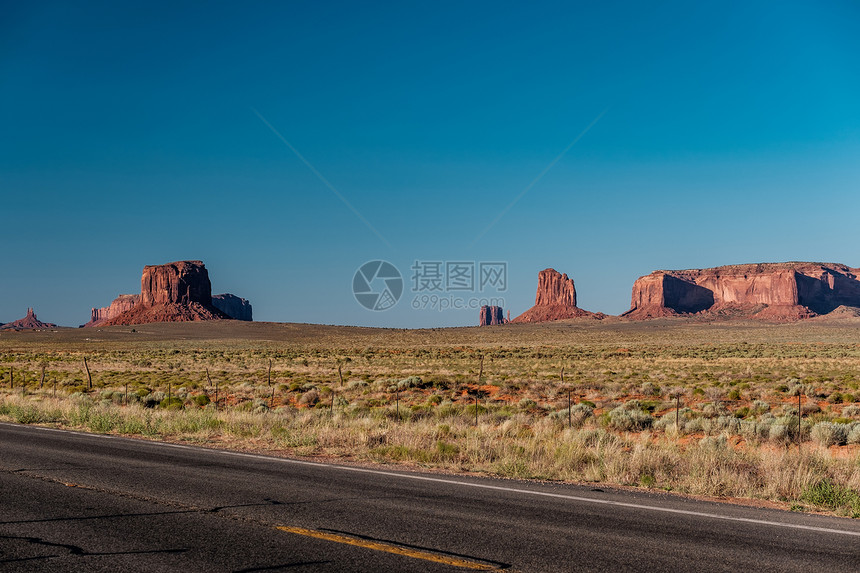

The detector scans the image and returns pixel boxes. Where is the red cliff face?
[479,305,506,326]
[102,261,228,325]
[534,268,577,307]
[624,262,860,320]
[512,268,600,323]
[85,294,139,327]
[139,260,212,306]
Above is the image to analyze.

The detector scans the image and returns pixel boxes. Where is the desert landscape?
[3,259,860,519]
[4,5,860,569]
[3,309,860,518]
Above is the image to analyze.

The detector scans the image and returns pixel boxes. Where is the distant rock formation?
[138,260,213,307]
[86,294,139,327]
[512,268,602,323]
[212,293,253,321]
[102,261,229,326]
[1,308,56,330]
[479,305,506,326]
[624,262,860,320]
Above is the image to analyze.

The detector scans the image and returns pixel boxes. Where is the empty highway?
[1,422,858,571]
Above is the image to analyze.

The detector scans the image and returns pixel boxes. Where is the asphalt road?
[1,422,859,572]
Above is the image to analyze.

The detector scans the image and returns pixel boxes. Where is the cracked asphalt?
[2,422,859,572]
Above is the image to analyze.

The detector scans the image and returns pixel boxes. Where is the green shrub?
[769,423,792,444]
[769,415,809,444]
[654,408,694,432]
[733,406,750,419]
[159,396,184,410]
[298,390,319,406]
[608,406,652,431]
[570,403,594,427]
[464,403,487,417]
[810,422,848,447]
[435,440,459,458]
[801,403,820,415]
[398,376,427,389]
[142,391,165,408]
[842,405,860,418]
[751,400,770,414]
[846,424,860,445]
[640,382,661,396]
[801,480,860,517]
[7,404,44,424]
[518,398,537,410]
[88,409,120,433]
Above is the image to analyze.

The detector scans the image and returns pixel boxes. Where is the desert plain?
[1,317,859,518]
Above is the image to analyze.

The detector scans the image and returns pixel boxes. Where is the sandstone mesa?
[623,262,860,321]
[92,260,252,326]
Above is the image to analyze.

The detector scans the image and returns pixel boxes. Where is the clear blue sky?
[2,1,859,327]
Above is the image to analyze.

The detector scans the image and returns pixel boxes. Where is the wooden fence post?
[83,357,92,390]
[798,391,803,449]
[568,389,572,427]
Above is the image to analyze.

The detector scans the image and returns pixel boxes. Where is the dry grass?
[1,318,860,516]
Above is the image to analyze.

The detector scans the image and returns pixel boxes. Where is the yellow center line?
[275,525,499,570]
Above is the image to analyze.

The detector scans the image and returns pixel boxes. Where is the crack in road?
[0,534,188,562]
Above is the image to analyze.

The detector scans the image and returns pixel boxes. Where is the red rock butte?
[1,308,56,330]
[479,305,507,326]
[101,261,230,326]
[86,294,139,327]
[512,268,602,323]
[623,262,860,320]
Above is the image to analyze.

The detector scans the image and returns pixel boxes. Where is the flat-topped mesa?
[212,293,253,321]
[102,260,229,326]
[86,294,139,327]
[479,305,506,326]
[512,268,601,323]
[624,262,860,320]
[1,308,57,330]
[139,260,212,306]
